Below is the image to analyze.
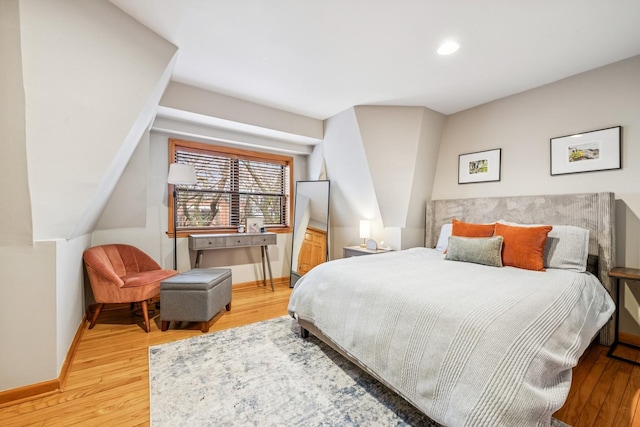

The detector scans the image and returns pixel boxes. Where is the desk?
[608,267,640,365]
[189,232,277,291]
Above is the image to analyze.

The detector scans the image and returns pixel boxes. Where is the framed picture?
[550,126,621,176]
[458,148,501,184]
[246,217,264,233]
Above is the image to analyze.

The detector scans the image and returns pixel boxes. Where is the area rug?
[149,316,570,426]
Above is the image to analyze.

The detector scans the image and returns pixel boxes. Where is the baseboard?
[619,332,640,348]
[0,279,287,407]
[233,276,289,290]
[0,314,88,407]
[0,379,60,408]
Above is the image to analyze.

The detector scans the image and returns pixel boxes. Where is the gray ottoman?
[160,268,232,333]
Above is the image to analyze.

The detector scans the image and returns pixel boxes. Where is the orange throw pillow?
[494,222,552,271]
[451,219,495,237]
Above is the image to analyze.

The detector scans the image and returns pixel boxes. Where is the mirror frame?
[290,180,330,287]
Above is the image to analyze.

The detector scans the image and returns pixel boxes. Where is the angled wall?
[322,106,444,256]
[0,0,31,247]
[20,0,177,241]
[0,0,178,392]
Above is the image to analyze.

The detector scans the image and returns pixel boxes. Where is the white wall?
[433,56,640,201]
[55,237,91,371]
[0,0,178,391]
[161,81,323,144]
[432,55,640,335]
[19,0,178,241]
[322,106,444,256]
[0,0,32,247]
[0,242,57,390]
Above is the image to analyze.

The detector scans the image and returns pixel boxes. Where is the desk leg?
[195,250,203,268]
[261,245,274,291]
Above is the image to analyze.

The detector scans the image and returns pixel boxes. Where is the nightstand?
[343,245,391,258]
[608,267,640,366]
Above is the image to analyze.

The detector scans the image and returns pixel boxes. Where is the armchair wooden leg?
[141,300,151,333]
[88,303,105,329]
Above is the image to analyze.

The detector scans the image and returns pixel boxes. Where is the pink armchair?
[83,244,178,332]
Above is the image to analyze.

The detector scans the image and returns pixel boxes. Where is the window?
[169,138,292,235]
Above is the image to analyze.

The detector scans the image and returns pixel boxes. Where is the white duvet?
[288,248,614,427]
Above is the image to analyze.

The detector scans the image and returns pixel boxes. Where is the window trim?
[168,138,294,237]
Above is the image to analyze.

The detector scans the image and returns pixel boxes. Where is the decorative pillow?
[435,223,452,251]
[546,225,590,272]
[451,219,495,237]
[445,236,504,267]
[497,220,590,272]
[493,222,552,271]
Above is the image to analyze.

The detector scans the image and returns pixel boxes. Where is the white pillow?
[435,223,452,251]
[546,225,590,272]
[497,220,589,272]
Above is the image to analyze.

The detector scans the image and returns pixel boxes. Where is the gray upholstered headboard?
[425,192,615,345]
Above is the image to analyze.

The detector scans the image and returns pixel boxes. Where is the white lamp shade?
[359,220,370,239]
[167,163,197,185]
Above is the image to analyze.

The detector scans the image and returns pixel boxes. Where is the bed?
[288,192,616,427]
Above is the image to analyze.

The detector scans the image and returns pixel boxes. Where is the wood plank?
[2,281,639,426]
[574,356,626,427]
[0,283,291,426]
[590,344,637,427]
[554,344,608,424]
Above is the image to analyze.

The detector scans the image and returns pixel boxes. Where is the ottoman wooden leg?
[161,321,170,331]
[201,321,210,333]
[226,302,231,311]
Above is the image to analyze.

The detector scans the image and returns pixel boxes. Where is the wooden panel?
[297,227,327,275]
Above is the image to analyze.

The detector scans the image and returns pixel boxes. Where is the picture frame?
[550,126,621,176]
[246,217,264,233]
[458,148,501,184]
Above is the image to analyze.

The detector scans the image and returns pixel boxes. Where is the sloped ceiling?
[110,0,640,119]
[19,0,178,241]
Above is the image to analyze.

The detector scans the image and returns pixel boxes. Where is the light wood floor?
[0,281,637,426]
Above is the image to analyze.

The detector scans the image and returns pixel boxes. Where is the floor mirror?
[290,180,330,287]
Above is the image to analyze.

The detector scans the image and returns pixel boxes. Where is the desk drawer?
[224,235,253,247]
[189,236,225,250]
[251,234,277,245]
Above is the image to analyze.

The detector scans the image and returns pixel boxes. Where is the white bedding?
[288,247,614,427]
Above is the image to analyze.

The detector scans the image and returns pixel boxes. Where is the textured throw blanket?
[288,248,614,427]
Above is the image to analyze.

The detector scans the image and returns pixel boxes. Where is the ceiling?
[111,0,640,120]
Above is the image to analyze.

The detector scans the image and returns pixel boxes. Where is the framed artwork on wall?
[550,126,621,176]
[458,148,501,184]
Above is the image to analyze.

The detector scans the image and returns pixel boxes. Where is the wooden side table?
[343,245,391,258]
[608,267,640,365]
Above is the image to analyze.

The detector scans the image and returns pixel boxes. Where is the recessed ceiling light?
[437,41,460,55]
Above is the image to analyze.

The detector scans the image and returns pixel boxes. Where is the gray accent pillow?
[497,220,589,272]
[445,236,504,267]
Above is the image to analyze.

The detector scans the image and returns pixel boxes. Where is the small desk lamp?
[168,163,197,270]
[359,220,370,247]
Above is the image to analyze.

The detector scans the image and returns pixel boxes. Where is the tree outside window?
[169,138,292,236]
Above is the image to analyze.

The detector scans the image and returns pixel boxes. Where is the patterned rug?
[149,316,570,426]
